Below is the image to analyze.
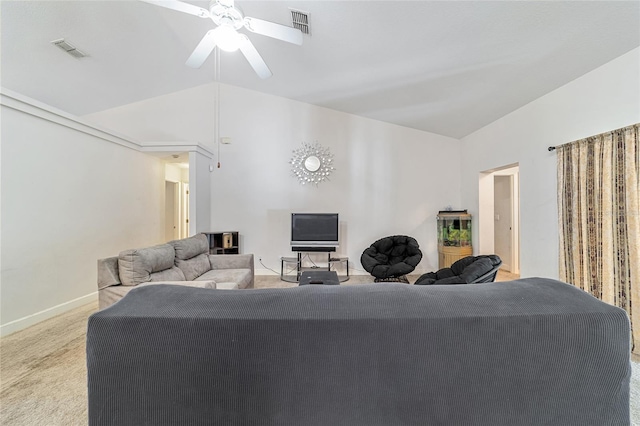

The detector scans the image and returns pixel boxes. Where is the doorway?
[494,175,514,272]
[165,181,179,241]
[478,164,520,275]
[181,183,189,239]
[165,161,190,240]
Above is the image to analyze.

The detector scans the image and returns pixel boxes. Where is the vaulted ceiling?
[2,1,639,138]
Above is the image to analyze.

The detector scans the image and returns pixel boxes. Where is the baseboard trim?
[0,292,98,337]
[255,268,280,276]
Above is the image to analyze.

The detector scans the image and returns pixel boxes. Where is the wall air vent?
[290,9,310,35]
[51,39,86,58]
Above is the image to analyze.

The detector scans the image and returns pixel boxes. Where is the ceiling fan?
[141,0,303,79]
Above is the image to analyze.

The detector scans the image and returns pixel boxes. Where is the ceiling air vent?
[290,9,310,36]
[51,39,86,58]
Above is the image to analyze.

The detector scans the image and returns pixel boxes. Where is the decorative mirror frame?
[290,141,335,186]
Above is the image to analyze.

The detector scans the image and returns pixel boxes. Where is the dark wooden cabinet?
[203,232,239,255]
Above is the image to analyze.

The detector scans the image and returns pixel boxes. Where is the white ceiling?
[2,1,639,139]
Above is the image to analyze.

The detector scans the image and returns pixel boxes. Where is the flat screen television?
[291,213,339,248]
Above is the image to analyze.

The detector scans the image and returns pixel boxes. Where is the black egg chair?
[414,255,502,285]
[361,235,422,283]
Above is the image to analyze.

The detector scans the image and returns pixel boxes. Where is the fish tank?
[437,211,472,247]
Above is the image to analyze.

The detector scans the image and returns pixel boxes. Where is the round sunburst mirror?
[290,142,335,186]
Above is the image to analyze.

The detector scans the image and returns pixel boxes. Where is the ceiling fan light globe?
[216,25,241,52]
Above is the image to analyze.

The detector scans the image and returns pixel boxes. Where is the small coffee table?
[299,271,340,286]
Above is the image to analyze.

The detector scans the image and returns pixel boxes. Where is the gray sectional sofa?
[97,233,254,309]
[87,278,630,425]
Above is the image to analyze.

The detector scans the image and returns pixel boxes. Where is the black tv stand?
[281,251,349,283]
[291,246,336,252]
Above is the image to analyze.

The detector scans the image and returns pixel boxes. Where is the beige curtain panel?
[557,123,639,353]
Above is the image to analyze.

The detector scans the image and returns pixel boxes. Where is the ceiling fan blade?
[238,35,272,79]
[139,0,210,18]
[243,17,303,45]
[185,29,218,68]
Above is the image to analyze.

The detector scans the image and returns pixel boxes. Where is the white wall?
[460,47,640,279]
[84,84,217,150]
[189,151,212,234]
[86,83,463,274]
[214,84,461,274]
[1,91,166,334]
[165,163,185,183]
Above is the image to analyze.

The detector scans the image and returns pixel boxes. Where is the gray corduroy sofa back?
[87,278,630,426]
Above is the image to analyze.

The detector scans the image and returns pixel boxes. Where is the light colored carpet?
[1,274,637,425]
[1,302,97,425]
[633,354,640,423]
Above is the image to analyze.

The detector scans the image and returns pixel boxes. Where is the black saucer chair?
[414,255,502,285]
[361,235,422,283]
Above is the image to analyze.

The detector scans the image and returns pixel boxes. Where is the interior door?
[165,181,179,241]
[180,183,190,238]
[494,175,513,271]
